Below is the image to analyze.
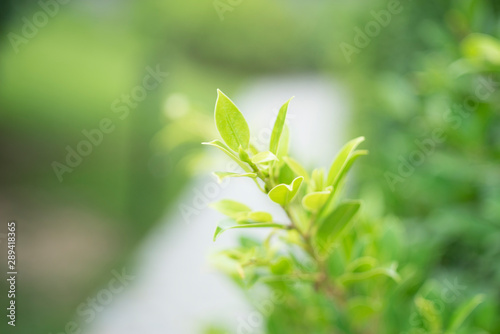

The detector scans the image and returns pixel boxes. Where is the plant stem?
[283,206,346,307]
[249,157,353,331]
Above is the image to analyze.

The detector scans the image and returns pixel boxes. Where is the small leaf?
[345,257,378,273]
[302,190,331,212]
[270,97,293,154]
[348,297,380,324]
[268,176,304,206]
[213,172,257,183]
[276,125,290,159]
[319,149,368,219]
[210,199,251,219]
[276,159,295,185]
[213,219,286,241]
[334,150,368,188]
[238,147,252,164]
[446,294,485,333]
[311,168,325,191]
[214,90,250,151]
[202,140,252,172]
[316,200,361,251]
[247,211,273,222]
[283,157,309,183]
[326,136,365,186]
[249,143,259,155]
[270,257,292,275]
[251,151,278,164]
[461,33,500,66]
[338,262,401,285]
[236,263,245,279]
[415,296,442,333]
[237,211,273,223]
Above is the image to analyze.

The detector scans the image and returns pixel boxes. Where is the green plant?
[336,1,500,332]
[203,90,484,333]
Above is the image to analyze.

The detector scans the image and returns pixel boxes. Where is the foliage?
[204,91,484,333]
[340,1,500,332]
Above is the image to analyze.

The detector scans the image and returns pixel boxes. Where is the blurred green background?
[0,0,498,333]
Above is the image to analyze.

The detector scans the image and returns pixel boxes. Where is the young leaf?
[213,219,286,241]
[276,124,290,158]
[326,136,365,186]
[283,156,309,183]
[269,97,293,154]
[238,146,252,165]
[268,176,304,206]
[318,149,368,219]
[210,199,251,219]
[213,172,257,183]
[348,298,379,324]
[249,143,259,155]
[237,211,273,223]
[202,140,252,172]
[333,149,368,189]
[338,263,401,285]
[302,190,331,212]
[415,296,443,333]
[311,168,325,192]
[316,200,361,250]
[446,294,485,333]
[215,90,250,151]
[345,256,378,273]
[270,257,292,275]
[251,151,278,164]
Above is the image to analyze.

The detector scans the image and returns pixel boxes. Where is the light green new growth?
[202,90,483,333]
[203,89,387,291]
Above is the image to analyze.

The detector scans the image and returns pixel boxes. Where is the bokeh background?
[0,0,499,333]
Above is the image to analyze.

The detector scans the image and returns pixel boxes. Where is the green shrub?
[203,91,485,333]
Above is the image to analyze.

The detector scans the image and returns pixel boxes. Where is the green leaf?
[461,33,500,66]
[213,219,286,241]
[276,162,296,185]
[415,296,442,333]
[311,168,325,191]
[348,297,380,324]
[316,200,361,251]
[334,150,368,188]
[276,124,290,159]
[210,199,251,219]
[251,151,278,164]
[283,157,309,183]
[302,190,331,212]
[268,176,304,206]
[214,90,250,151]
[213,172,257,183]
[238,147,252,164]
[249,143,259,155]
[326,136,365,186]
[269,97,293,154]
[446,294,485,333]
[270,257,292,275]
[318,149,368,219]
[345,257,378,273]
[237,211,273,223]
[202,140,252,172]
[338,262,401,285]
